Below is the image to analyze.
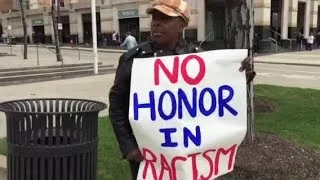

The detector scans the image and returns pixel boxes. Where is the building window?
[25,0,29,9]
[53,0,64,7]
[184,29,197,42]
[60,0,64,7]
[205,0,225,41]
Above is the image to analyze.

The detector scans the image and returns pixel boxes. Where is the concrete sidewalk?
[0,43,127,53]
[255,50,320,66]
[0,45,121,69]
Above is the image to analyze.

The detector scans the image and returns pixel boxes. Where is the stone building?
[0,0,319,51]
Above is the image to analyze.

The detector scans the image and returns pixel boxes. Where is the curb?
[56,46,126,53]
[0,44,126,53]
[0,62,107,72]
[0,68,117,87]
[255,61,320,67]
[0,155,6,180]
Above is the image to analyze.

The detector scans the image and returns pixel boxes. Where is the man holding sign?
[109,0,255,179]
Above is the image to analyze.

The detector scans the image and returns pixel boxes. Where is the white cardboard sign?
[129,49,248,180]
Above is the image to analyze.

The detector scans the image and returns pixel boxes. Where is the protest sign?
[129,49,248,180]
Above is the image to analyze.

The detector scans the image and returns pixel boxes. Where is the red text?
[141,144,238,180]
[154,55,206,86]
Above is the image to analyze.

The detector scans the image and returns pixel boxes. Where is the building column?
[100,6,113,34]
[69,11,78,42]
[100,0,113,35]
[77,12,83,44]
[197,0,205,41]
[304,0,311,37]
[27,18,33,44]
[310,0,319,33]
[139,3,151,42]
[43,13,53,43]
[112,6,119,33]
[288,0,298,38]
[1,17,8,35]
[281,0,289,39]
[254,0,271,39]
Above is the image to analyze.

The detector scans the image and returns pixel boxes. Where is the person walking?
[108,0,256,179]
[112,31,119,46]
[296,33,303,51]
[306,33,314,51]
[120,32,138,50]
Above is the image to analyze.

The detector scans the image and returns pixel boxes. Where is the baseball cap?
[146,0,191,25]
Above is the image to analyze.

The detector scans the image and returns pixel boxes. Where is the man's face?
[151,11,185,46]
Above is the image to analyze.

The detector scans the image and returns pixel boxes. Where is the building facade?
[255,0,320,51]
[1,0,320,50]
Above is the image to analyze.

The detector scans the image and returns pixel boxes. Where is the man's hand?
[239,57,256,84]
[126,149,143,163]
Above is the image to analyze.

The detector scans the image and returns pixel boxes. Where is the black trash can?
[0,98,107,180]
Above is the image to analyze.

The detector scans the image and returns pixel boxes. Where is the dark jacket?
[108,40,201,156]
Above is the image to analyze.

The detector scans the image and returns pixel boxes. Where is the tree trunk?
[225,0,255,144]
[51,0,63,62]
[19,0,27,59]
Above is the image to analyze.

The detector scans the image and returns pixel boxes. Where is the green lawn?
[0,85,319,180]
[0,138,6,156]
[255,85,320,150]
[98,117,131,180]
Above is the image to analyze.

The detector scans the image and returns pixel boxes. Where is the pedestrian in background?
[306,33,314,51]
[1,33,6,44]
[112,31,119,46]
[296,32,303,51]
[120,32,137,50]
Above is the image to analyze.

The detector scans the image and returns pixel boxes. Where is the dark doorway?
[205,0,225,41]
[270,0,282,40]
[317,6,320,32]
[82,13,101,44]
[33,25,45,43]
[0,23,3,37]
[200,0,226,50]
[119,18,139,43]
[297,2,306,34]
[60,16,70,43]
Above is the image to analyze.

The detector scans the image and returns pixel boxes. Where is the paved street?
[255,50,320,66]
[255,63,320,89]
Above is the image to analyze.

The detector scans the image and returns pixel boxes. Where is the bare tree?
[225,0,255,144]
[19,0,27,59]
[51,0,63,62]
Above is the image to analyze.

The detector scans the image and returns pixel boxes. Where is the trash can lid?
[0,98,108,115]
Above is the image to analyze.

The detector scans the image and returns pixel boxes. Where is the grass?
[98,117,131,180]
[0,85,319,179]
[255,85,320,150]
[0,138,6,156]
